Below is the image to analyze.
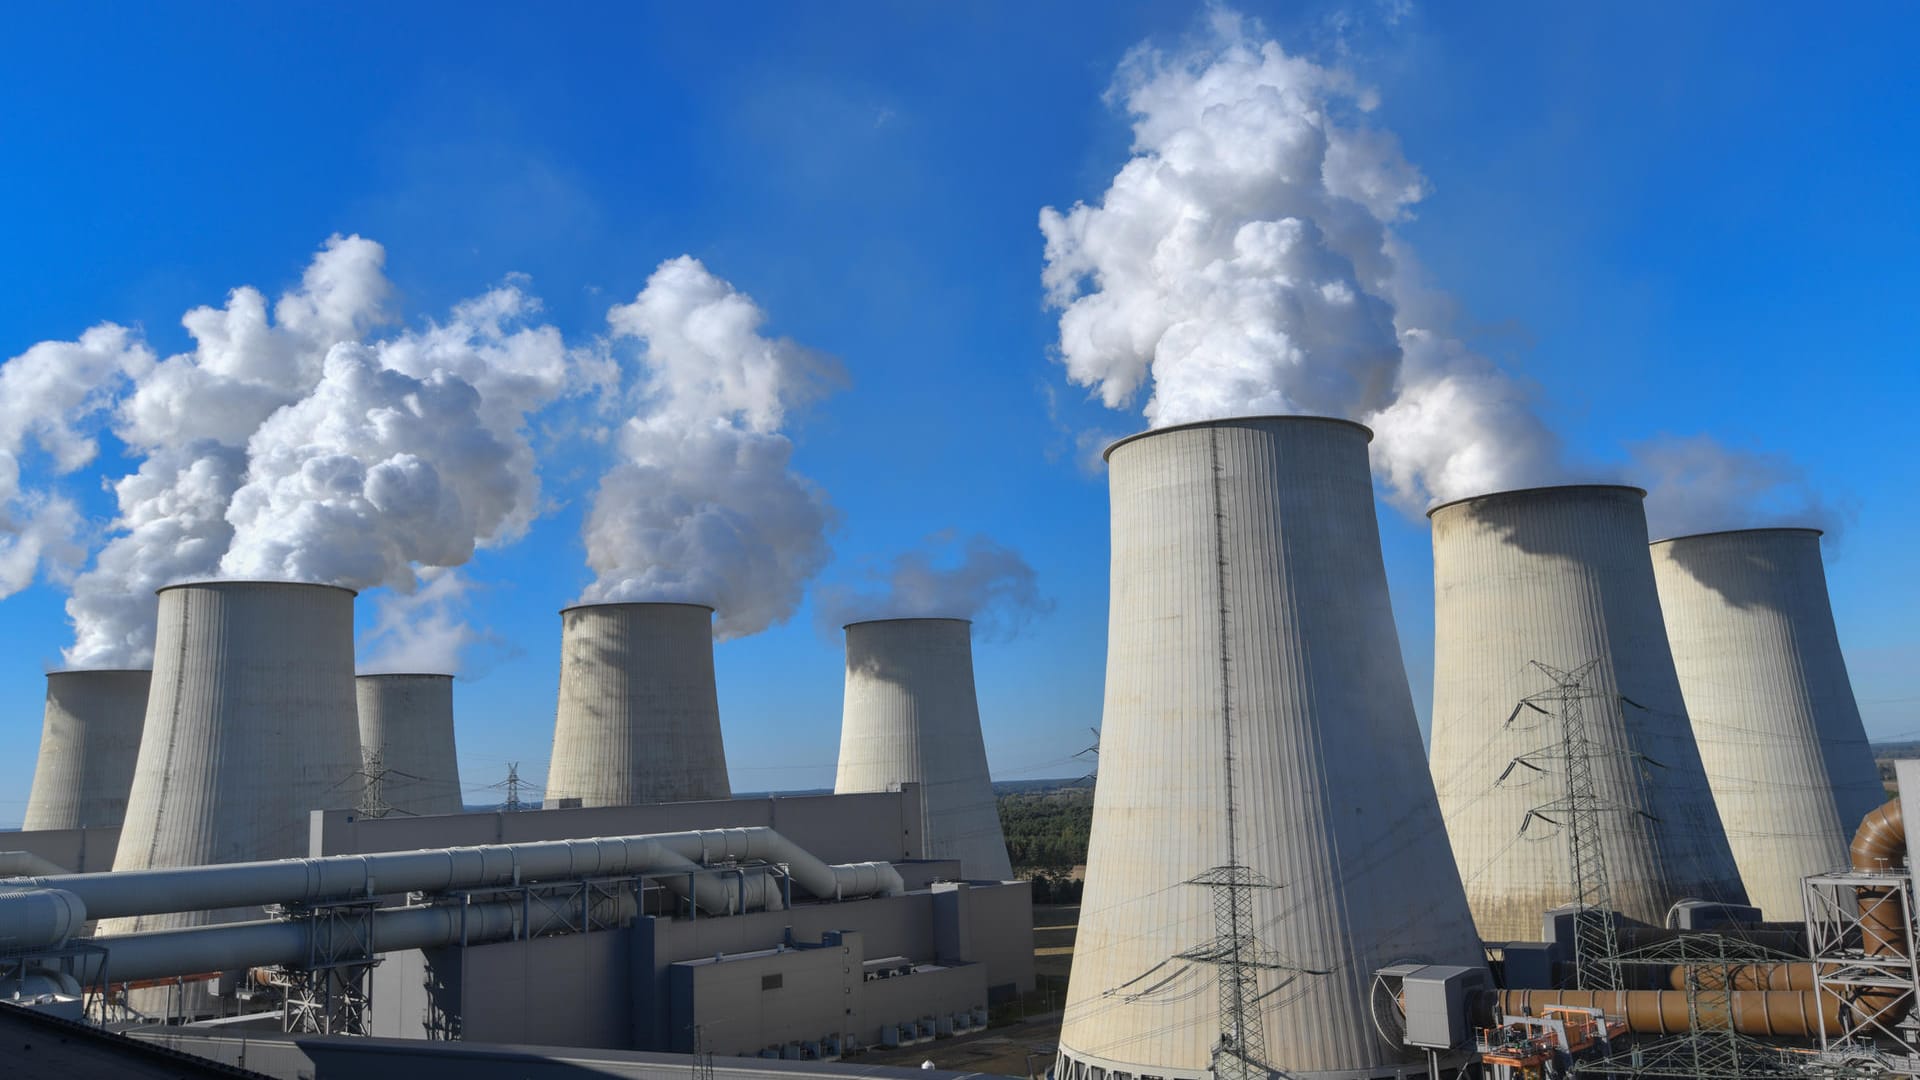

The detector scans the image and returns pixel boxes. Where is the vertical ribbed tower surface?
[1427,485,1746,942]
[545,602,731,807]
[1059,417,1484,1080]
[835,618,1013,881]
[1649,527,1883,919]
[356,673,465,818]
[23,669,152,831]
[107,581,363,937]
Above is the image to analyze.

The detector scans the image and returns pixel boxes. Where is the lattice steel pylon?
[1501,659,1654,992]
[357,746,391,819]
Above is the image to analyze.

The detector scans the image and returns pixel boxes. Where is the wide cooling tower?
[1650,528,1884,920]
[545,602,731,807]
[356,673,465,818]
[1059,417,1484,1080]
[1427,486,1746,943]
[835,618,1013,881]
[107,582,363,949]
[23,669,152,831]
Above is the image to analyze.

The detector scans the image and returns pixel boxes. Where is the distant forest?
[998,784,1093,875]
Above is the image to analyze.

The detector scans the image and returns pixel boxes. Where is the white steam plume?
[1634,434,1842,542]
[58,235,598,668]
[1040,11,1560,507]
[0,324,154,596]
[358,567,504,675]
[581,256,842,639]
[818,532,1053,641]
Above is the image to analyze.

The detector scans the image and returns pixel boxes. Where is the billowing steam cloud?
[0,325,154,597]
[580,257,842,639]
[1039,12,1564,508]
[1634,434,1841,541]
[818,532,1052,641]
[48,235,598,668]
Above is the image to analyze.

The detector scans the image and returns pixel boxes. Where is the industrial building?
[1426,485,1747,941]
[22,669,150,831]
[1649,527,1885,920]
[355,673,465,818]
[546,602,733,807]
[835,618,1014,881]
[1060,417,1485,1080]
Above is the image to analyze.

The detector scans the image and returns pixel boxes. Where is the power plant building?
[1427,486,1747,942]
[22,669,151,831]
[1649,527,1884,919]
[545,602,732,808]
[1059,417,1485,1080]
[835,618,1014,881]
[106,580,364,936]
[355,673,465,818]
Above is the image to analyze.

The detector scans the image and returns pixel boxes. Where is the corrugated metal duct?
[545,602,731,807]
[106,581,363,930]
[1649,527,1884,919]
[23,669,151,830]
[355,673,465,818]
[835,618,1013,881]
[1059,416,1484,1080]
[1427,486,1746,943]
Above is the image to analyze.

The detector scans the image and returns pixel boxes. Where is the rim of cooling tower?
[1648,525,1825,546]
[154,578,359,598]
[1100,414,1374,462]
[557,600,716,616]
[1425,482,1649,520]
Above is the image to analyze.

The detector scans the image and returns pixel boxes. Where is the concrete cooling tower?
[356,673,465,818]
[1427,486,1746,943]
[1058,417,1484,1080]
[1649,528,1884,920]
[22,669,152,830]
[107,581,363,938]
[545,602,731,807]
[835,618,1013,881]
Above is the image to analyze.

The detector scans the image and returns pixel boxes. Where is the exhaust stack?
[1426,485,1746,941]
[355,673,465,818]
[23,670,151,831]
[836,618,1013,881]
[1649,528,1884,919]
[545,602,731,807]
[1059,417,1484,1080]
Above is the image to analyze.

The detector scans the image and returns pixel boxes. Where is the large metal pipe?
[0,826,902,948]
[1492,988,1840,1039]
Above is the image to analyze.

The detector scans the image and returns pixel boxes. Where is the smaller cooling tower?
[22,669,152,831]
[836,618,1013,880]
[1427,486,1747,942]
[1650,528,1884,919]
[545,602,731,807]
[108,581,362,946]
[356,673,465,818]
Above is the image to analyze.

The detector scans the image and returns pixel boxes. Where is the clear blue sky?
[0,2,1914,824]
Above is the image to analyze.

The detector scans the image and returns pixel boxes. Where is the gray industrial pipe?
[0,826,904,949]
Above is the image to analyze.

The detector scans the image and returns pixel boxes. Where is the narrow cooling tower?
[1428,486,1746,943]
[108,581,363,936]
[1059,417,1484,1080]
[356,673,465,818]
[1650,528,1883,919]
[22,669,152,830]
[835,618,1013,881]
[545,602,731,807]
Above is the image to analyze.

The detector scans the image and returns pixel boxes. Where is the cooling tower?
[835,618,1013,881]
[1649,528,1883,919]
[1059,417,1484,1080]
[1427,486,1746,943]
[106,581,363,943]
[545,602,731,807]
[356,673,465,818]
[22,669,152,830]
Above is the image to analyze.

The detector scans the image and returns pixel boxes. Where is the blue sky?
[0,2,1914,824]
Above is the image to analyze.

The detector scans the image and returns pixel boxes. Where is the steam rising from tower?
[836,618,1013,880]
[545,602,731,807]
[1426,486,1747,941]
[1650,528,1883,919]
[1060,416,1482,1080]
